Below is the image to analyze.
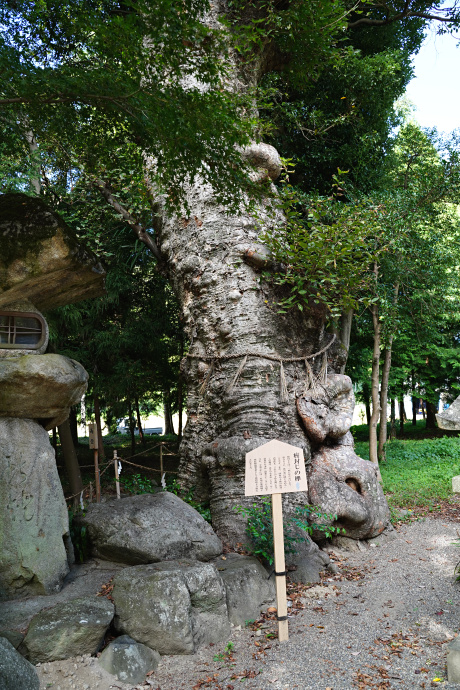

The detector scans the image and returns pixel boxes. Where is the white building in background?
[352,396,442,426]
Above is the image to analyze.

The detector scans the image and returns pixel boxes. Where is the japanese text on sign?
[88,423,98,450]
[245,439,308,496]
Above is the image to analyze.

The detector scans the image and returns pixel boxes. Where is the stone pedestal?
[0,419,71,600]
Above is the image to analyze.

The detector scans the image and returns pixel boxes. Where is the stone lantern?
[0,193,105,600]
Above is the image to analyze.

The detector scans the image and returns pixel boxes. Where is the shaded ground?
[32,515,460,690]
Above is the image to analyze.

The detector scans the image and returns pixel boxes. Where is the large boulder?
[77,492,223,564]
[0,418,71,600]
[437,396,460,430]
[308,444,390,540]
[112,560,230,654]
[98,635,160,684]
[0,637,39,690]
[0,354,88,429]
[212,554,274,626]
[0,193,105,311]
[22,596,115,663]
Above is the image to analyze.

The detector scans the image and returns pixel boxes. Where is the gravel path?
[38,517,460,690]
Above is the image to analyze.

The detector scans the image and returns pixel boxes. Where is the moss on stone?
[0,193,80,266]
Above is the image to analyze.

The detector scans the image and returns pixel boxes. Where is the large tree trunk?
[150,5,390,545]
[155,173,389,543]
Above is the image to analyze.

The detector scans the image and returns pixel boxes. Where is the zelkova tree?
[146,7,392,545]
[3,0,460,545]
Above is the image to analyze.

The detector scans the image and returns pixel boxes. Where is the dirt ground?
[34,514,460,690]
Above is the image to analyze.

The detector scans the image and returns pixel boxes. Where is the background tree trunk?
[93,394,105,459]
[135,397,145,443]
[58,419,83,508]
[127,399,136,457]
[426,400,438,429]
[377,282,398,462]
[369,300,381,469]
[69,405,79,447]
[163,392,174,436]
[399,398,405,435]
[390,398,396,439]
[361,381,371,426]
[377,345,392,462]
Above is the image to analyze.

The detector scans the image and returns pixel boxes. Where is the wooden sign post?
[88,423,100,503]
[245,440,308,642]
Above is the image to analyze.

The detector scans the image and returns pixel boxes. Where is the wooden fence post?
[114,449,121,499]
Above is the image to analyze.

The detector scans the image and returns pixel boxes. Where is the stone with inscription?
[0,418,71,600]
[245,439,308,497]
[452,476,460,493]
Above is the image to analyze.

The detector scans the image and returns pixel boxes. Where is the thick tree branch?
[348,2,459,29]
[93,179,163,263]
[0,91,141,108]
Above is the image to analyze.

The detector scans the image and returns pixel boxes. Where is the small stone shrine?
[0,193,105,600]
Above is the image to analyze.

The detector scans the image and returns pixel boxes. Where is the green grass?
[355,436,460,509]
[351,419,441,442]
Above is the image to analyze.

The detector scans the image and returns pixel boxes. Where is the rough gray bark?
[149,2,390,545]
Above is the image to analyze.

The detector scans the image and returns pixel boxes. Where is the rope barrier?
[185,333,336,363]
[64,442,179,502]
[185,334,336,397]
[118,457,178,475]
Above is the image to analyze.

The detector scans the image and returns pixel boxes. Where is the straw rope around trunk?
[185,334,336,398]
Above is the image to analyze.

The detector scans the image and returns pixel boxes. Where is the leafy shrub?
[234,500,343,565]
[119,472,157,495]
[69,508,90,563]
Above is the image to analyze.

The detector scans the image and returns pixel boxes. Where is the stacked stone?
[0,193,105,601]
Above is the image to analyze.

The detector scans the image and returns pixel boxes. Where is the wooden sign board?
[245,439,308,497]
[88,423,98,450]
[245,440,308,644]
